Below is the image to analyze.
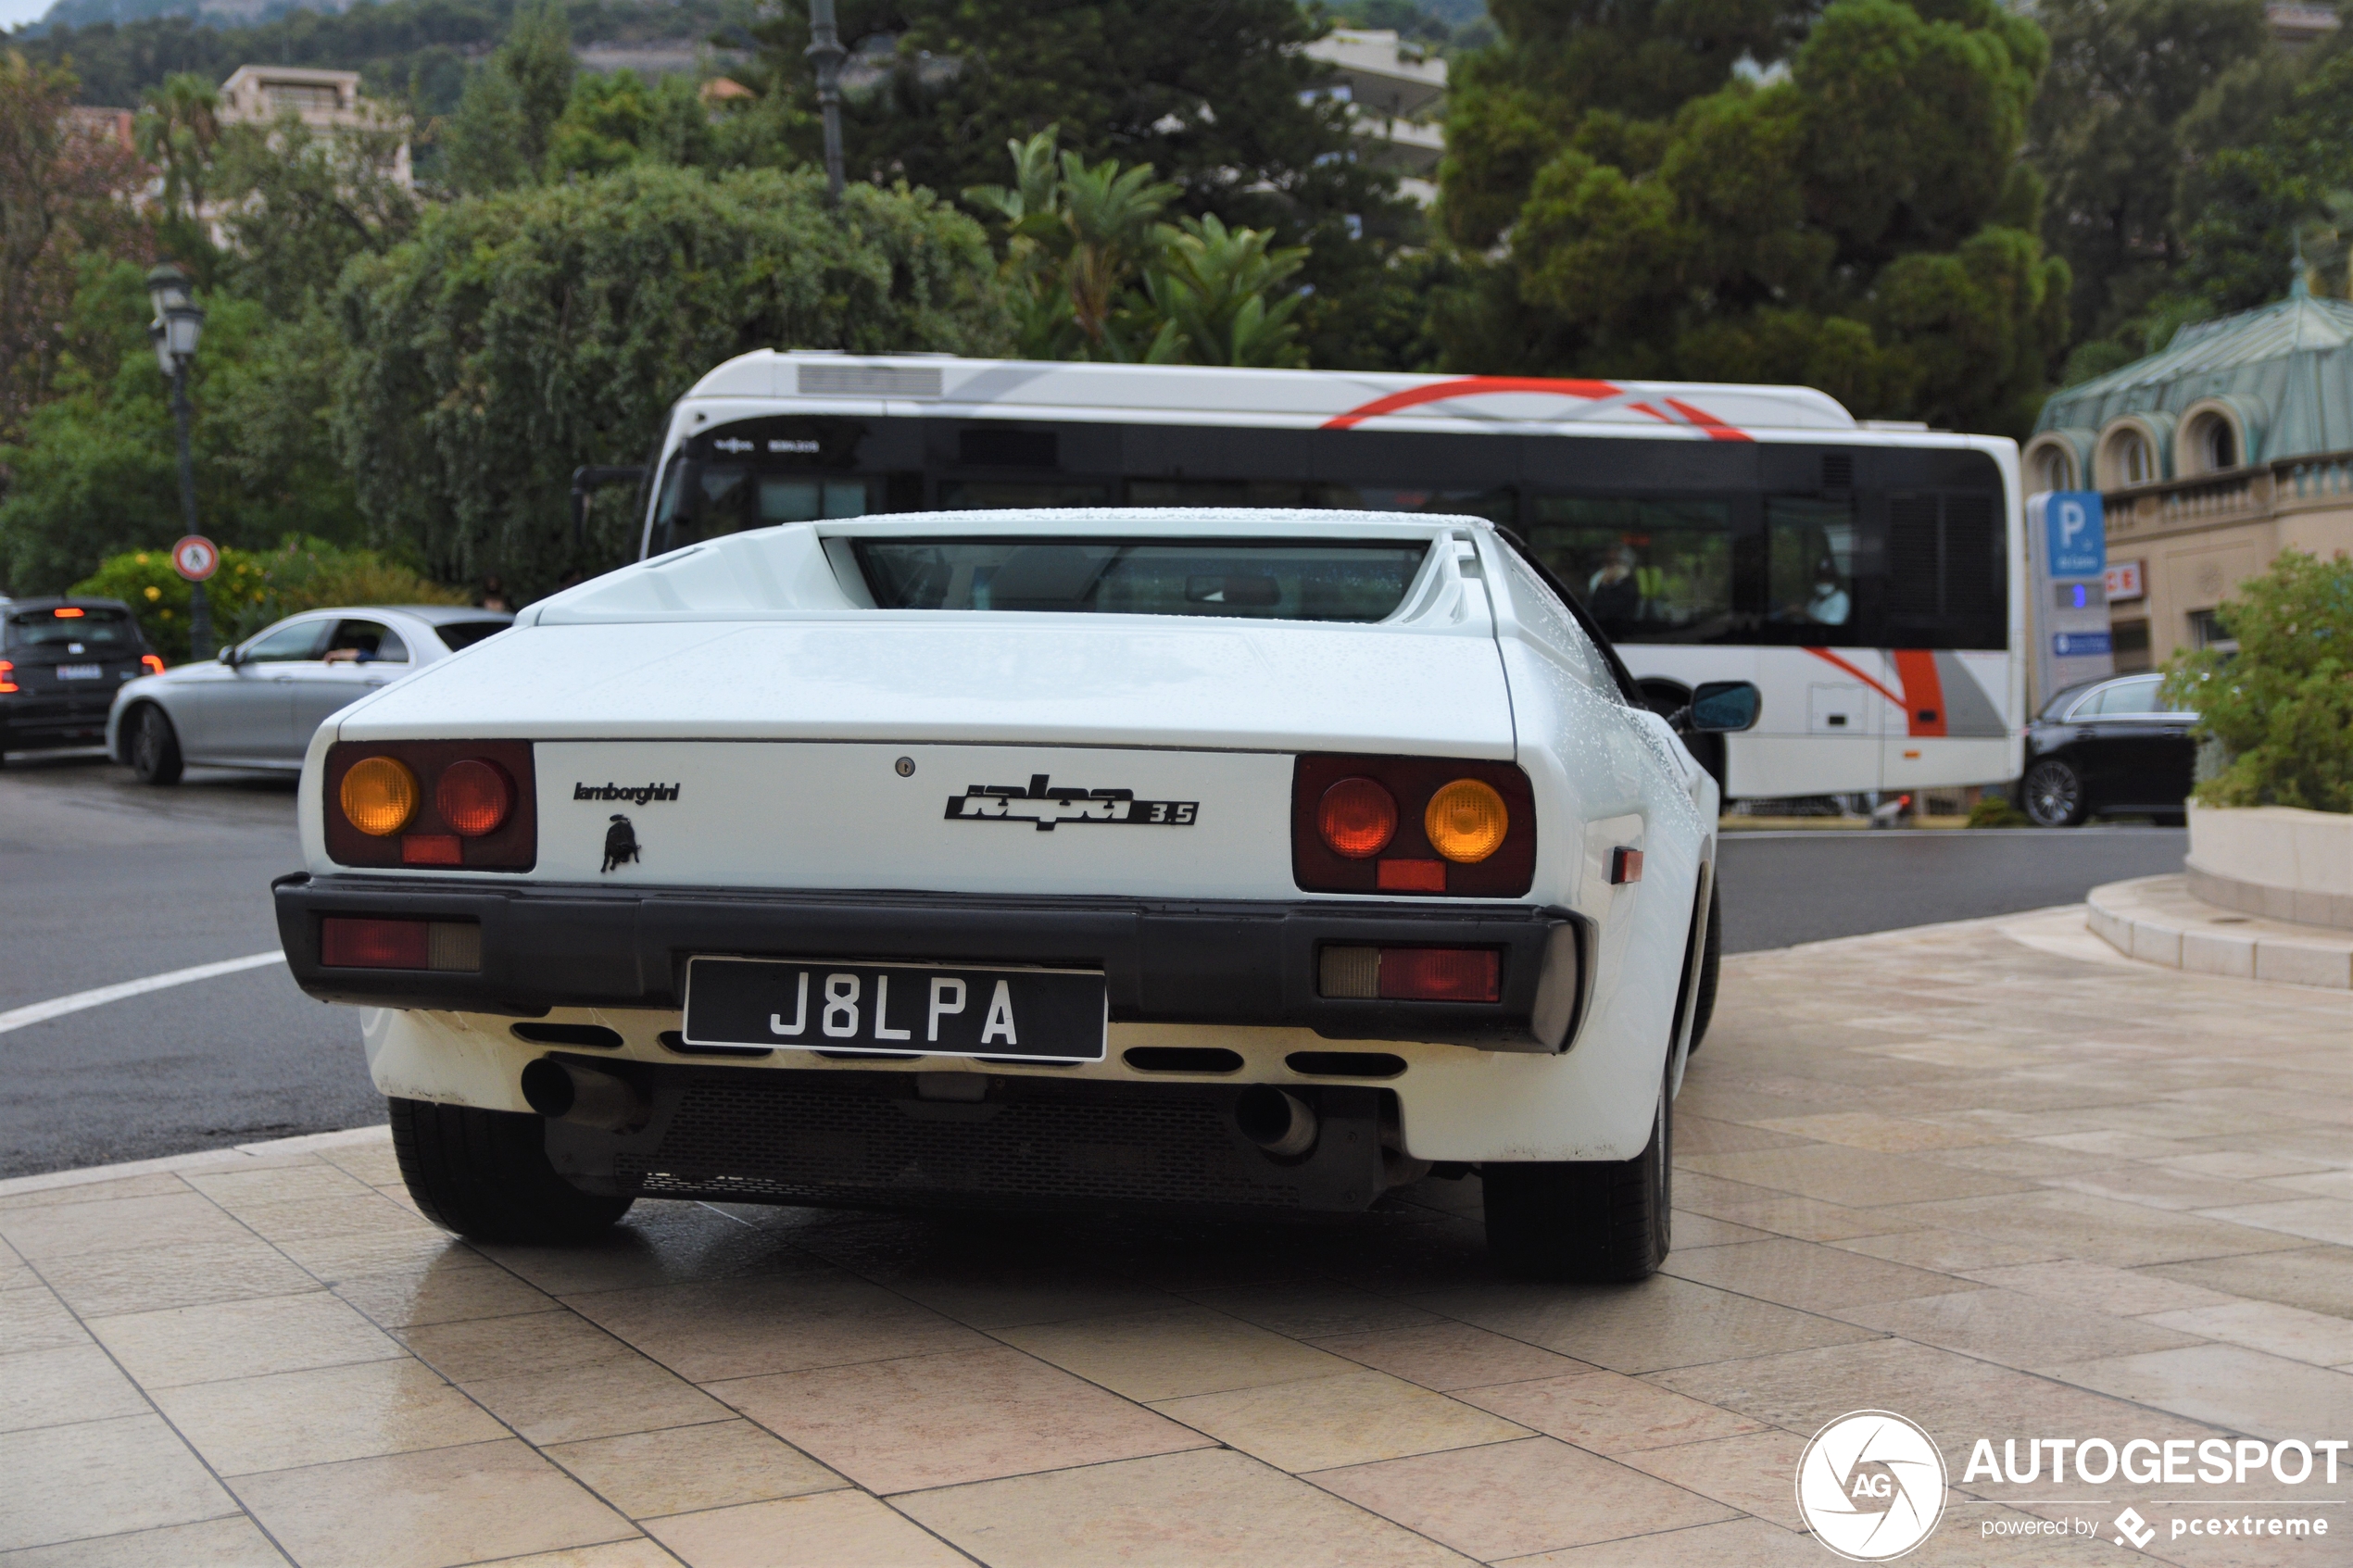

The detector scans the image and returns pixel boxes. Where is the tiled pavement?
[2,907,2347,1567]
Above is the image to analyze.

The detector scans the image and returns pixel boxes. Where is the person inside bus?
[1586,546,1642,633]
[1804,558,1851,625]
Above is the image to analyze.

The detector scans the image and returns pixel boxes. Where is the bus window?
[1525,498,1736,644]
[938,479,1116,509]
[1128,479,1512,525]
[1130,479,1319,508]
[756,478,870,521]
[1319,486,1516,526]
[1767,497,1856,630]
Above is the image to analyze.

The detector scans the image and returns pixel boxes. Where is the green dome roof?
[2035,288,2353,464]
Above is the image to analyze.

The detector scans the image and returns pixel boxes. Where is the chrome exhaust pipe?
[1235,1086,1317,1159]
[521,1057,648,1134]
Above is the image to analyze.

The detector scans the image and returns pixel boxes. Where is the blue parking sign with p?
[2046,492,2105,578]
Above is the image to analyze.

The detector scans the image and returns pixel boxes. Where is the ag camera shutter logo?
[1795,1411,1948,1561]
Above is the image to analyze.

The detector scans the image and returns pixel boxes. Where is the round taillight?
[436,759,513,837]
[341,757,419,837]
[1427,778,1508,863]
[1318,777,1397,859]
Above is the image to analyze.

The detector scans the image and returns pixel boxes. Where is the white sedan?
[108,605,511,784]
[274,512,1755,1279]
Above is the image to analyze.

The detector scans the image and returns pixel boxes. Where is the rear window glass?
[434,620,510,650]
[853,538,1429,622]
[6,608,140,648]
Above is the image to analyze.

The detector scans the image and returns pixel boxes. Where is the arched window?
[2032,445,2075,491]
[2178,402,2250,475]
[2098,424,2158,488]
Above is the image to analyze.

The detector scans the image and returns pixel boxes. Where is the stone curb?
[2089,874,2353,989]
[0,1123,391,1200]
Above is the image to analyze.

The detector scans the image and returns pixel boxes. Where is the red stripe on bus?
[1800,646,1907,711]
[1321,377,1752,440]
[1890,650,1947,737]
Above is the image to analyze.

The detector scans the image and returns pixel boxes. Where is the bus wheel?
[2021,759,2085,828]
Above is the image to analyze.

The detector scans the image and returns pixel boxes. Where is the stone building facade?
[2025,277,2353,671]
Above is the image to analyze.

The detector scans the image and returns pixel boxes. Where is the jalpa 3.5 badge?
[1795,1410,1948,1562]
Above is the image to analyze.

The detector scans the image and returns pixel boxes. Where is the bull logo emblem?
[601,813,640,872]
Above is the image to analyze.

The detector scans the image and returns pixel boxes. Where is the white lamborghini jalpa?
[275,510,1756,1280]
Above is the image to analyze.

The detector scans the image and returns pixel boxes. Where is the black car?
[2018,672,2196,827]
[0,597,162,764]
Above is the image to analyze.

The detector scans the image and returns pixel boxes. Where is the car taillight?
[1292,755,1535,897]
[1319,946,1502,1002]
[141,655,166,676]
[436,759,514,836]
[52,607,83,619]
[320,916,481,971]
[0,661,14,695]
[324,741,535,872]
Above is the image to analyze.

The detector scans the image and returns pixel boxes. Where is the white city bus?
[635,354,2026,798]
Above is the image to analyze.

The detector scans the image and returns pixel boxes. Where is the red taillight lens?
[320,916,481,971]
[1292,756,1535,897]
[141,655,166,676]
[321,916,429,968]
[436,759,514,836]
[401,834,462,865]
[1380,947,1501,1001]
[1317,777,1396,859]
[1319,946,1501,1002]
[53,607,83,619]
[0,660,14,694]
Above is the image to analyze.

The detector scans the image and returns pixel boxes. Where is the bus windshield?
[855,538,1428,621]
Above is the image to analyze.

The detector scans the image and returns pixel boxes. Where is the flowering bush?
[70,537,466,664]
[2162,550,2353,813]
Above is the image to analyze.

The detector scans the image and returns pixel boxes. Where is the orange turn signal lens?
[435,759,513,837]
[1426,779,1508,863]
[1317,777,1398,859]
[53,607,83,618]
[340,756,420,836]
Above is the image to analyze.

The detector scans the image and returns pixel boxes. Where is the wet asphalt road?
[0,751,2187,1178]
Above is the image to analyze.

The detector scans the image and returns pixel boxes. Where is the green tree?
[744,1,1403,310]
[2175,48,2353,314]
[69,538,466,664]
[434,0,577,193]
[210,114,422,317]
[544,69,716,179]
[0,51,146,448]
[2164,550,2353,813]
[333,163,1011,598]
[964,130,1310,365]
[133,69,222,258]
[2028,0,2284,362]
[0,261,362,596]
[1435,0,2069,434]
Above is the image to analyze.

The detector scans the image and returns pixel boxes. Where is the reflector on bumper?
[1319,946,1501,1003]
[320,916,481,972]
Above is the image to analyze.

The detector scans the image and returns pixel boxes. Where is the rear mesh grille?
[620,1076,1305,1208]
[796,363,944,398]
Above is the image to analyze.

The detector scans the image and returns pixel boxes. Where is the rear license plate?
[56,665,101,680]
[684,957,1107,1062]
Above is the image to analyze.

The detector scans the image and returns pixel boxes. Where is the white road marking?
[0,950,287,1037]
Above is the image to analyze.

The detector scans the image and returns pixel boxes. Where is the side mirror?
[1682,681,1761,734]
[218,646,239,666]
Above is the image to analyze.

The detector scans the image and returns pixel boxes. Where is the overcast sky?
[4,0,64,32]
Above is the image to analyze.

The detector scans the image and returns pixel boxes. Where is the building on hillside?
[218,66,411,188]
[2026,270,2353,671]
[1302,29,1446,206]
[2267,1,2341,50]
[64,106,136,152]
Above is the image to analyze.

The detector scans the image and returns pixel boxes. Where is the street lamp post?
[145,262,210,659]
[807,0,846,207]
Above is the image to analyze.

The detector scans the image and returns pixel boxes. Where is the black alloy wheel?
[129,705,183,785]
[2021,759,2085,828]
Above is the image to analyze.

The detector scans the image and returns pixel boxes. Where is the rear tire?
[128,705,182,785]
[1483,1052,1672,1281]
[1687,884,1722,1055]
[390,1097,634,1245]
[2020,759,2084,827]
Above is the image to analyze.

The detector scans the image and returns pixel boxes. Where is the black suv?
[2018,672,2196,827]
[0,598,161,763]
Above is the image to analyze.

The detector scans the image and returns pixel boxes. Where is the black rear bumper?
[273,873,1589,1051]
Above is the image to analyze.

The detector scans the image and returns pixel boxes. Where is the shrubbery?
[2162,549,2353,813]
[70,537,465,664]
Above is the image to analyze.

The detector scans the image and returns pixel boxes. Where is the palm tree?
[136,73,222,231]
